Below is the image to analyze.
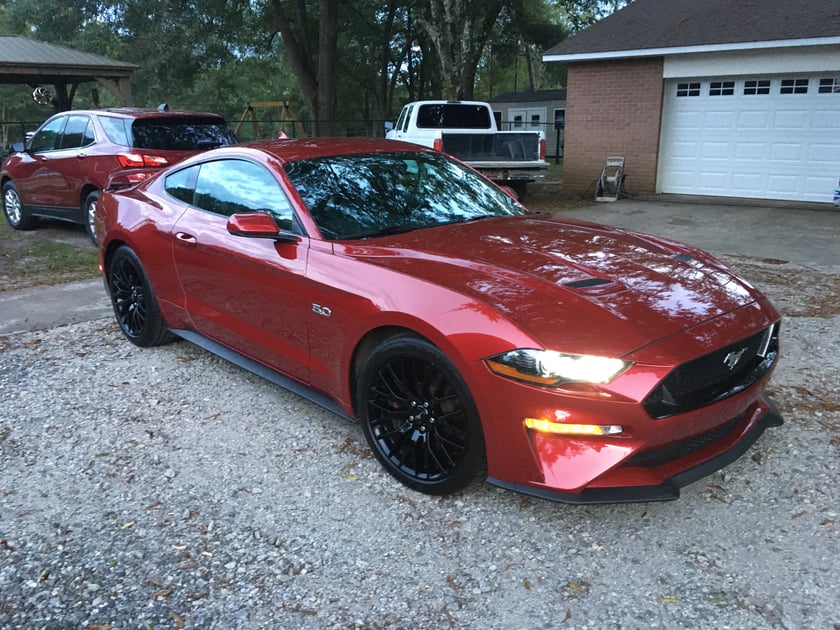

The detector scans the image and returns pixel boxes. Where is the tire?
[509,181,527,202]
[83,190,100,245]
[107,246,173,347]
[358,335,486,495]
[2,181,36,230]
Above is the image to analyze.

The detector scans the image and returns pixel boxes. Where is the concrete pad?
[557,196,840,271]
[0,278,112,336]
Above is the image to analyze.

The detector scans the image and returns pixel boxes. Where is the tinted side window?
[193,160,294,229]
[59,115,94,149]
[164,165,199,204]
[98,116,131,146]
[131,118,237,150]
[29,116,66,153]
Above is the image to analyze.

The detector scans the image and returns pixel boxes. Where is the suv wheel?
[2,181,36,230]
[83,190,100,244]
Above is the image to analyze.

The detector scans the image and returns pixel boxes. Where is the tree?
[264,0,339,136]
[555,0,632,31]
[414,0,505,100]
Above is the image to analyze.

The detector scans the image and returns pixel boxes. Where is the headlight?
[485,349,631,386]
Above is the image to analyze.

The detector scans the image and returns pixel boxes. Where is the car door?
[170,158,313,382]
[14,115,67,208]
[48,114,97,211]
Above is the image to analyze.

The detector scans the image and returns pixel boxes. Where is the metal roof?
[544,0,840,61]
[0,35,136,78]
[0,35,136,108]
[488,89,567,103]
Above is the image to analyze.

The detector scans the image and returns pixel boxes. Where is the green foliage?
[0,0,621,132]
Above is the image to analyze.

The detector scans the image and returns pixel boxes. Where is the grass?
[0,219,99,291]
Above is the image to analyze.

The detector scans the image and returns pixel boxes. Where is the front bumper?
[487,394,783,504]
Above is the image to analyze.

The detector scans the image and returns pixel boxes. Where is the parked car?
[96,138,783,504]
[386,100,547,198]
[1,107,237,243]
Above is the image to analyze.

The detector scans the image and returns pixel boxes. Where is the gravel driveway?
[1,209,838,628]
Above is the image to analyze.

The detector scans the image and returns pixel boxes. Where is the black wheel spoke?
[366,353,471,483]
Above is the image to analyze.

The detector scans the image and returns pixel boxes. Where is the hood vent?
[564,278,612,289]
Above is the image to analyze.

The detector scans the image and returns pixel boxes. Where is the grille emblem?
[723,347,747,371]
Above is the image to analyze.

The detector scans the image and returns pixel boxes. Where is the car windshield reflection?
[284,151,525,240]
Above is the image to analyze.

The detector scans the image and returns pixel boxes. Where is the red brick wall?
[563,58,664,196]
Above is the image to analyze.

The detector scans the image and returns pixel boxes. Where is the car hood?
[339,214,765,357]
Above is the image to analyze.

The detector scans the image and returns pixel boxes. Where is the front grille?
[643,323,779,419]
[622,414,744,468]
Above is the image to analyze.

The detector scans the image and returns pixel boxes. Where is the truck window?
[416,104,492,129]
[402,104,414,132]
[394,107,407,133]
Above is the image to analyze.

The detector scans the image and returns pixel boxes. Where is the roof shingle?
[544,0,840,59]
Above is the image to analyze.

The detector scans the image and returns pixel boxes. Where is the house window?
[709,81,734,96]
[676,82,700,97]
[744,80,770,95]
[818,78,840,93]
[780,78,809,94]
[553,108,566,130]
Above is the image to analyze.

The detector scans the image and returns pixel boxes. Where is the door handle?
[175,232,197,245]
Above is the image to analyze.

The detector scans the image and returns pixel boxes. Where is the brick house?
[543,0,840,203]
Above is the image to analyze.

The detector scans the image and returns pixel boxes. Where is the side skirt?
[169,328,354,422]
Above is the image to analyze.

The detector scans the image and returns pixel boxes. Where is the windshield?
[284,151,525,240]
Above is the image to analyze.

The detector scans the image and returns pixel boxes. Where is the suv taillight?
[433,138,443,152]
[117,153,170,168]
[539,139,547,160]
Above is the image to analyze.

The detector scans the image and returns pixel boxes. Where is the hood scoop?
[564,277,612,289]
[562,277,627,296]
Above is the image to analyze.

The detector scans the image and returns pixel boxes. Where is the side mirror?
[227,212,297,242]
[384,121,394,131]
[11,142,25,153]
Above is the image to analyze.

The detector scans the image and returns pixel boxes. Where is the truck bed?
[441,132,542,162]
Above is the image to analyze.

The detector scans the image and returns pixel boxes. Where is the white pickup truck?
[385,100,547,198]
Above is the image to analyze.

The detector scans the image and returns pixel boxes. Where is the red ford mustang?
[96,138,782,504]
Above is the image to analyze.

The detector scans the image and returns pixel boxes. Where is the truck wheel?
[509,181,527,202]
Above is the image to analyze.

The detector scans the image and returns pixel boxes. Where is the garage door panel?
[769,143,804,161]
[701,142,730,159]
[813,110,840,129]
[737,110,772,129]
[660,74,840,202]
[734,143,766,160]
[703,111,736,130]
[773,109,809,129]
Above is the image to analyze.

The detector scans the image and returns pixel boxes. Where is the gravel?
[1,254,838,629]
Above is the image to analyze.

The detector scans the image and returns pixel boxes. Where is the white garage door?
[658,74,840,203]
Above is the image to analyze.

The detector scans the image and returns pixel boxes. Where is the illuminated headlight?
[485,349,631,386]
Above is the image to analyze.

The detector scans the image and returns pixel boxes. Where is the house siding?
[563,58,664,196]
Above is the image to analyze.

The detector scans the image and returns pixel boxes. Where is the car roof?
[235,137,435,164]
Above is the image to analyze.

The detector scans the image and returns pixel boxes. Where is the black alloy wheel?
[359,335,486,495]
[108,246,173,347]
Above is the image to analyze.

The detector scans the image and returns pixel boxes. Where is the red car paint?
[96,138,782,504]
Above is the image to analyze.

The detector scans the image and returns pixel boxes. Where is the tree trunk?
[316,0,338,135]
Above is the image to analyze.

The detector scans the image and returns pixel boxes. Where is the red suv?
[1,107,237,243]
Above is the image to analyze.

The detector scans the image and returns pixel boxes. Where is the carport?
[0,35,136,111]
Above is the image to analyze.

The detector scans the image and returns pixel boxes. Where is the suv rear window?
[98,115,236,150]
